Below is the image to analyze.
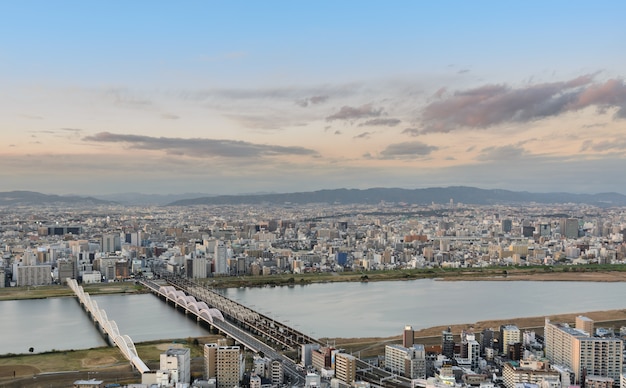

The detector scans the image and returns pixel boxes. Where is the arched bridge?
[67,278,149,374]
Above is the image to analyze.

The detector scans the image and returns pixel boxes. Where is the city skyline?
[2,1,626,195]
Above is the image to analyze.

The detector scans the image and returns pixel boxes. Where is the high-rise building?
[301,343,321,367]
[16,264,52,286]
[101,233,121,253]
[270,359,284,385]
[560,218,579,239]
[160,347,191,384]
[311,347,333,371]
[403,325,414,348]
[204,343,242,388]
[214,240,229,275]
[192,257,208,279]
[461,334,481,372]
[502,219,513,233]
[544,318,622,384]
[480,328,496,355]
[334,353,356,385]
[575,315,594,335]
[385,344,426,379]
[442,327,455,358]
[500,324,520,353]
[57,259,76,284]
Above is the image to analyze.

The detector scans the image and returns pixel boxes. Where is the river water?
[0,294,210,355]
[220,279,626,338]
[2,279,625,355]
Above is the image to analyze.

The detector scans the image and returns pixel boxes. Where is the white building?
[160,347,191,384]
[214,241,229,275]
[502,360,560,388]
[192,256,208,278]
[385,344,426,379]
[16,264,52,286]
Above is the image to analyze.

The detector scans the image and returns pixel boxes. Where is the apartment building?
[544,318,622,384]
[204,343,242,388]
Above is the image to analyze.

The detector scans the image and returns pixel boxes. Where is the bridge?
[140,278,306,385]
[67,278,150,374]
[147,274,413,388]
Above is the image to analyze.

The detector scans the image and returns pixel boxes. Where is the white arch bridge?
[67,278,150,374]
[157,284,225,325]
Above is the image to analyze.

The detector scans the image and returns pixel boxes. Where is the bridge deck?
[67,279,150,374]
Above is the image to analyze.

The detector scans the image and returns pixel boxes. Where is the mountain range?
[0,191,111,206]
[166,187,626,207]
[1,187,625,207]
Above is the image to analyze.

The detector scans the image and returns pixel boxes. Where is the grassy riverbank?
[0,282,145,301]
[0,335,221,383]
[3,263,626,301]
[202,263,626,288]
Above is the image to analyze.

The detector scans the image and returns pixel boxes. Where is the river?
[0,294,210,355]
[1,279,625,355]
[219,279,626,338]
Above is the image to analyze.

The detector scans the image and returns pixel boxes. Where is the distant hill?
[0,191,112,206]
[93,192,214,206]
[166,187,626,207]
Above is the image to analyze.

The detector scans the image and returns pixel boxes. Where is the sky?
[2,1,626,196]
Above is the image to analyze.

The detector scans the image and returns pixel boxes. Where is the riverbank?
[0,282,146,301]
[202,264,626,288]
[0,335,221,387]
[3,264,626,301]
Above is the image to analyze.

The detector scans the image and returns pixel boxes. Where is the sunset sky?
[2,1,626,195]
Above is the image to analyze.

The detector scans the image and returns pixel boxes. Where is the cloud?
[353,132,372,139]
[358,118,401,127]
[580,138,626,152]
[161,113,180,120]
[334,130,342,135]
[476,145,526,161]
[180,83,359,103]
[326,104,384,121]
[421,74,626,133]
[225,113,301,130]
[83,132,319,158]
[433,87,447,99]
[567,78,626,118]
[401,128,420,137]
[105,88,153,108]
[296,95,329,107]
[378,141,438,159]
[20,114,44,120]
